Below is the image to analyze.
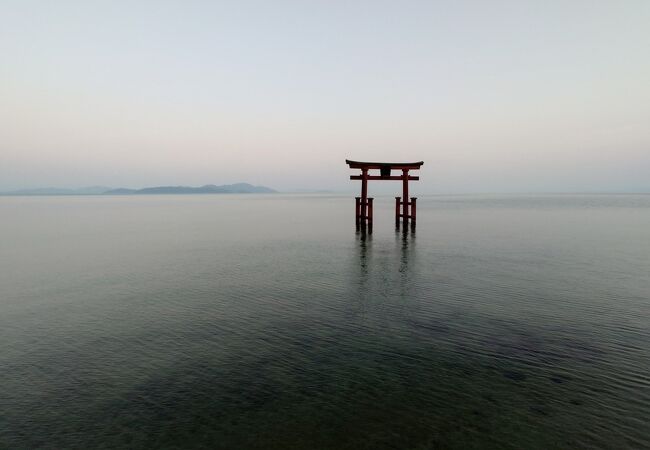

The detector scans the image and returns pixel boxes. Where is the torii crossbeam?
[346,159,424,232]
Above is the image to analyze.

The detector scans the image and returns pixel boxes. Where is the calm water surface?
[1,194,649,449]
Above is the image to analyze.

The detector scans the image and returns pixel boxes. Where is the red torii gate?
[346,159,423,231]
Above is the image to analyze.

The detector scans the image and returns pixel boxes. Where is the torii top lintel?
[346,159,423,180]
[345,159,424,171]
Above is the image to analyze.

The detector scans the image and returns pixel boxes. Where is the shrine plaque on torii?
[346,159,423,232]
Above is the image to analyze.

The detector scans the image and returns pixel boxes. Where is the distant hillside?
[2,183,276,196]
[103,183,275,195]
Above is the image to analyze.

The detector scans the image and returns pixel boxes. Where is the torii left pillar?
[355,168,373,232]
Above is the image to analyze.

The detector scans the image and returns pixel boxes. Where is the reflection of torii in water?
[346,159,423,232]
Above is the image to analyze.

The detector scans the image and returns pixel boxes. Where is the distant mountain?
[103,183,276,195]
[1,183,276,196]
[1,186,112,196]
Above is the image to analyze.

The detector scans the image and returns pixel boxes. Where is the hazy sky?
[1,0,649,192]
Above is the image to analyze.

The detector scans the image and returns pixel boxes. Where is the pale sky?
[1,0,649,192]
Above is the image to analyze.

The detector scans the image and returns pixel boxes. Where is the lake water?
[1,194,649,449]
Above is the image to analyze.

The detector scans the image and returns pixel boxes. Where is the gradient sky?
[1,0,649,192]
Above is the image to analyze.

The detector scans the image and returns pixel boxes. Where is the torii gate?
[346,159,423,231]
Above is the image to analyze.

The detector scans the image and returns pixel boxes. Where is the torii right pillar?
[395,168,417,229]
